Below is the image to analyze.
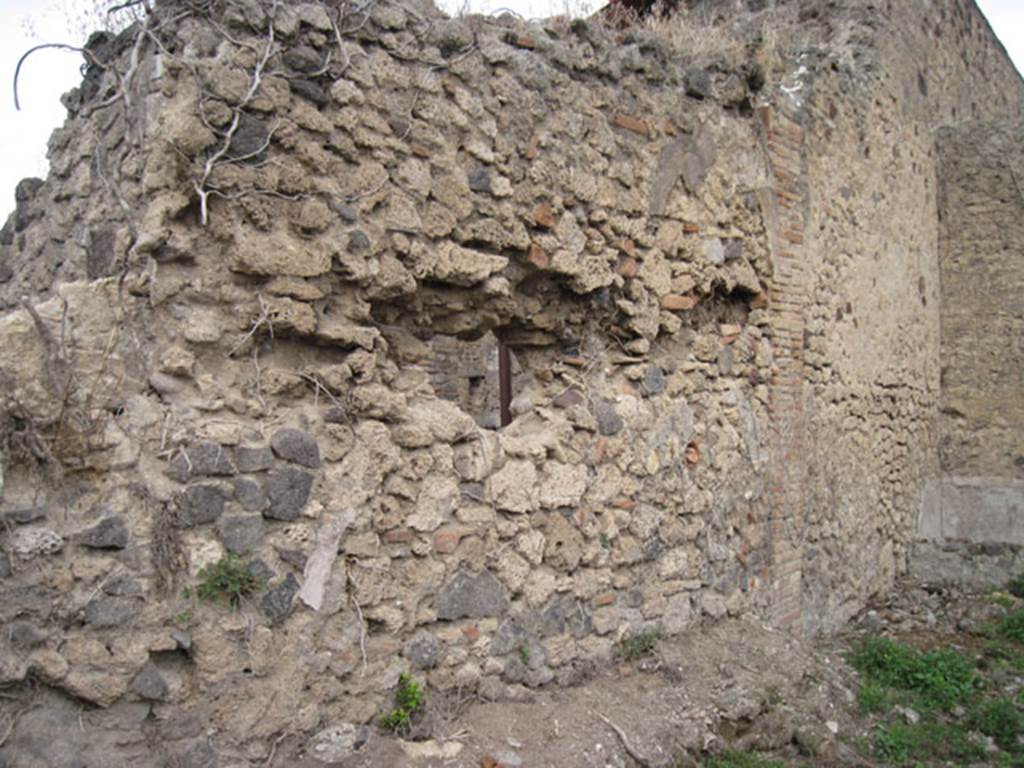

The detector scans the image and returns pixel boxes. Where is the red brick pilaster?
[758,101,809,634]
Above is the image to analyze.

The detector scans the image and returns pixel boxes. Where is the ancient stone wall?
[916,120,1024,552]
[0,0,1021,762]
[790,0,1024,632]
[0,2,785,762]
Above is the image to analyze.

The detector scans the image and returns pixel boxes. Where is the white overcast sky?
[0,0,1022,221]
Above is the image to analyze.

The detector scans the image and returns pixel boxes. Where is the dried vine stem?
[598,713,654,767]
[0,703,37,748]
[12,44,100,111]
[229,294,274,357]
[193,3,280,225]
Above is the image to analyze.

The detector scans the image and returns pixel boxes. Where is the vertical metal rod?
[498,341,512,427]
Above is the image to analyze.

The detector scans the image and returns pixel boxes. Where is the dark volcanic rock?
[233,477,268,512]
[402,631,442,669]
[270,428,321,468]
[176,485,227,527]
[80,516,129,549]
[467,166,492,193]
[640,365,666,397]
[167,443,236,482]
[436,569,509,620]
[290,78,329,106]
[130,663,170,701]
[218,514,264,555]
[685,67,713,99]
[261,573,300,624]
[235,445,274,473]
[593,399,624,436]
[84,596,140,628]
[282,45,323,73]
[264,468,314,521]
[2,506,47,524]
[227,113,270,159]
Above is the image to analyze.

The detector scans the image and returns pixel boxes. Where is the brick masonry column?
[757,97,809,633]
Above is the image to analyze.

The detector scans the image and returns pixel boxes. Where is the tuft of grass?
[380,673,425,733]
[617,630,658,662]
[998,610,1024,643]
[849,636,978,711]
[184,554,264,608]
[1008,574,1024,599]
[858,679,897,714]
[990,590,1017,609]
[972,699,1024,753]
[984,639,1024,672]
[871,721,985,764]
[703,750,786,768]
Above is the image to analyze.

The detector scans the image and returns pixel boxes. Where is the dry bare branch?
[229,294,274,357]
[13,44,100,111]
[597,713,654,767]
[194,4,280,225]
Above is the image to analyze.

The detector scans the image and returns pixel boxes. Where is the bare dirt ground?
[278,580,1024,768]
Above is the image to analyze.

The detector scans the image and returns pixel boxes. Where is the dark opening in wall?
[426,331,529,429]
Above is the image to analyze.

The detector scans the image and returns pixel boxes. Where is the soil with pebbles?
[270,579,1022,768]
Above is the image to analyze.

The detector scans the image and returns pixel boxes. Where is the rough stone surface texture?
[0,0,1020,764]
[914,122,1024,555]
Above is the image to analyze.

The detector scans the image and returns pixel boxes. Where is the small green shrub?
[858,679,896,714]
[872,721,985,764]
[380,673,425,733]
[985,639,1024,671]
[990,590,1017,609]
[184,554,263,608]
[519,646,530,664]
[999,610,1024,643]
[973,699,1024,752]
[849,636,978,711]
[1007,574,1024,599]
[617,630,658,662]
[703,750,785,768]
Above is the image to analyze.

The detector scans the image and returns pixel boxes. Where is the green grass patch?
[858,679,898,714]
[183,554,264,608]
[617,630,659,662]
[703,750,786,768]
[998,610,1024,644]
[984,639,1024,672]
[1008,574,1024,599]
[872,721,985,764]
[849,636,979,711]
[990,590,1017,609]
[972,699,1024,753]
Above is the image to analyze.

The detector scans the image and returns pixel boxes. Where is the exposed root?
[598,713,654,767]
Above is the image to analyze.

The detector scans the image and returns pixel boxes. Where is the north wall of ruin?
[0,0,1021,763]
